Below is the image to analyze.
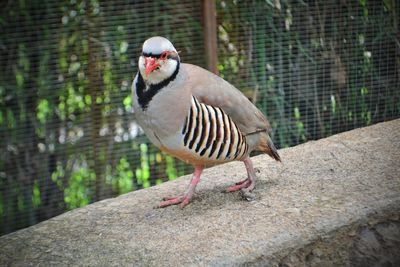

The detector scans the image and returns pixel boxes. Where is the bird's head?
[138,36,180,84]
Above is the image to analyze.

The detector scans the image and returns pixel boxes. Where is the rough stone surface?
[0,119,399,266]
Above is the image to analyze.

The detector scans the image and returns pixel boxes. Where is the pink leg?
[159,165,203,208]
[225,157,256,192]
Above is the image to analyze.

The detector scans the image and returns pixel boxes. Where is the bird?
[132,36,281,208]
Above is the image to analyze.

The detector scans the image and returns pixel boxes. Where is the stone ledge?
[0,119,399,266]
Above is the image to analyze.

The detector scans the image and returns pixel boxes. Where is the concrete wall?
[1,119,399,266]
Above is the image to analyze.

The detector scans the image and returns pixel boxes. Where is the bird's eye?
[160,51,170,60]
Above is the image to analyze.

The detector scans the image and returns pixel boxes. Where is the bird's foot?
[225,178,256,201]
[157,165,203,209]
[158,195,192,208]
[225,157,257,193]
[225,178,254,192]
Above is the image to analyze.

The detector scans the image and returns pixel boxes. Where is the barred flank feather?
[182,96,248,161]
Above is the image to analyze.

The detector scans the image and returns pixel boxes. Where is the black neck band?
[136,61,180,110]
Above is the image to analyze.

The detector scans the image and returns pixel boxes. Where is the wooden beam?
[203,0,218,74]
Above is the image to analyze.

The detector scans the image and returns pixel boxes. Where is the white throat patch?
[138,56,178,85]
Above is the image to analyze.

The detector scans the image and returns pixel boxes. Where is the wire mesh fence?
[217,0,399,146]
[0,0,398,235]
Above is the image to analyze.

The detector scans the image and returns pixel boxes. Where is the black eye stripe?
[142,52,162,58]
[142,52,179,60]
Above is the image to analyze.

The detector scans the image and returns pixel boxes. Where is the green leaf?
[32,181,41,207]
[15,72,24,88]
[7,110,15,129]
[119,41,129,54]
[294,107,301,120]
[37,99,50,124]
[123,95,132,108]
[330,95,336,114]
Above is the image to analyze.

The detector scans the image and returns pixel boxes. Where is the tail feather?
[266,137,281,162]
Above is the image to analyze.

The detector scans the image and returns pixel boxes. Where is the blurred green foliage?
[217,0,399,148]
[0,0,399,235]
[0,0,202,234]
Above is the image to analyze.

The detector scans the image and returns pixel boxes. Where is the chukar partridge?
[132,36,281,208]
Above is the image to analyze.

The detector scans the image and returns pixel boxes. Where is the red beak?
[144,57,160,76]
